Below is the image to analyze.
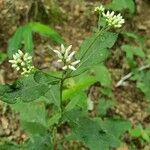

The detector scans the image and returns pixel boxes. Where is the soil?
[0,0,150,149]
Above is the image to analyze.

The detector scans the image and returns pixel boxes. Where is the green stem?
[52,71,66,145]
[98,12,101,31]
[60,77,64,113]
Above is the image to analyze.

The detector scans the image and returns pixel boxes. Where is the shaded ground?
[0,0,150,149]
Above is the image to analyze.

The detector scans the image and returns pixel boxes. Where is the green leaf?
[8,22,64,58]
[122,32,145,45]
[24,134,53,150]
[96,98,114,116]
[70,117,121,150]
[129,125,150,143]
[11,101,48,135]
[44,84,60,107]
[129,126,142,138]
[71,32,118,76]
[22,25,33,55]
[29,22,64,44]
[122,44,145,68]
[0,143,21,150]
[122,45,145,58]
[93,65,112,87]
[48,112,61,127]
[8,27,24,58]
[0,52,7,64]
[34,71,60,85]
[0,83,20,104]
[8,25,34,58]
[63,74,96,101]
[0,75,50,103]
[65,91,87,112]
[108,0,135,14]
[0,134,53,150]
[136,71,150,100]
[63,64,112,101]
[102,118,131,138]
[19,75,50,102]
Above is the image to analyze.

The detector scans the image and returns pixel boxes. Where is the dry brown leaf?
[1,117,8,129]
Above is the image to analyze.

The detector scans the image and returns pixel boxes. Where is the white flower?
[102,11,125,28]
[94,5,105,13]
[53,44,80,71]
[9,50,34,76]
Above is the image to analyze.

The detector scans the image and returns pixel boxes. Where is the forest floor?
[0,0,150,149]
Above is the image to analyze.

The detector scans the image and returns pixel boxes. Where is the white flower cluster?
[9,50,34,76]
[94,5,105,13]
[102,11,125,28]
[53,44,80,71]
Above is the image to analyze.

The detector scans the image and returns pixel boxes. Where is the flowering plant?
[0,5,132,150]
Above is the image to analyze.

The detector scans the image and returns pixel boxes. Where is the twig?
[116,64,150,87]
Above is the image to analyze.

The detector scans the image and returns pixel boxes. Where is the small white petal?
[57,59,62,62]
[18,50,24,56]
[71,60,80,66]
[64,45,72,58]
[68,65,76,71]
[16,58,22,63]
[12,64,18,68]
[61,44,65,53]
[67,51,76,60]
[62,65,68,70]
[21,62,25,66]
[15,53,20,58]
[9,60,16,64]
[16,67,20,71]
[53,50,63,59]
[13,54,17,60]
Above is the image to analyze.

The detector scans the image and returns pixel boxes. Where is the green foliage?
[29,22,63,44]
[44,84,60,107]
[0,74,49,103]
[68,117,131,150]
[121,44,145,68]
[122,32,145,45]
[129,125,150,143]
[108,0,135,14]
[11,101,48,135]
[34,71,59,85]
[0,134,53,150]
[132,71,150,100]
[0,52,7,64]
[23,134,53,150]
[8,22,63,58]
[102,118,131,138]
[96,98,114,116]
[8,26,24,58]
[93,65,112,87]
[71,32,118,76]
[63,64,112,100]
[0,5,133,149]
[64,91,87,112]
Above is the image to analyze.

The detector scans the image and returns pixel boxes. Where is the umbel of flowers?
[53,44,80,71]
[9,50,34,76]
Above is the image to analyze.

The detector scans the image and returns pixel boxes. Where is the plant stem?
[98,12,101,31]
[52,71,66,146]
[60,77,64,113]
